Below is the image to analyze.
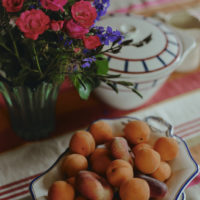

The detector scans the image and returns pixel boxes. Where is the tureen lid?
[97,14,181,75]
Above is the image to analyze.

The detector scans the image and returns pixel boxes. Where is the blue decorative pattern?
[102,14,180,73]
[142,60,149,72]
[157,56,166,66]
[124,60,129,72]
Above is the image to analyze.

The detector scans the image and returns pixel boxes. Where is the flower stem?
[32,41,43,76]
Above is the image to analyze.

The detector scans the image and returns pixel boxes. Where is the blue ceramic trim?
[29,148,69,200]
[157,56,166,66]
[124,60,129,72]
[29,116,199,200]
[166,49,177,57]
[168,40,179,46]
[142,60,149,72]
[174,135,199,200]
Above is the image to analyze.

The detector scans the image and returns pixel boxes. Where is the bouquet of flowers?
[0,0,139,100]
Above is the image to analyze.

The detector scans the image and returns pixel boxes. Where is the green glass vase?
[0,82,60,140]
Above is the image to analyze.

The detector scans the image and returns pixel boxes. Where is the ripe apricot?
[135,148,160,174]
[132,143,152,155]
[75,196,87,200]
[123,120,150,145]
[66,177,75,187]
[151,161,172,182]
[106,159,134,188]
[90,148,112,175]
[61,154,88,177]
[89,120,113,145]
[48,181,75,200]
[154,137,179,161]
[69,130,95,157]
[119,178,150,200]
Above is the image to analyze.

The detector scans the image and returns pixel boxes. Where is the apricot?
[48,181,75,200]
[123,120,150,145]
[69,130,95,156]
[135,148,160,174]
[132,143,152,155]
[119,178,150,200]
[106,159,134,188]
[151,161,172,182]
[90,148,112,175]
[75,196,87,200]
[154,137,179,161]
[61,154,88,177]
[89,121,113,145]
[66,177,75,187]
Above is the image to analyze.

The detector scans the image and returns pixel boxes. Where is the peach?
[119,178,150,200]
[106,159,134,188]
[48,181,75,200]
[107,137,133,165]
[90,148,112,176]
[75,170,113,200]
[89,121,113,145]
[151,161,172,182]
[69,130,95,156]
[61,154,88,177]
[123,120,150,145]
[154,137,179,161]
[135,148,160,174]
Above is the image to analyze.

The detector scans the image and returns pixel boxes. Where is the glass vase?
[0,82,60,140]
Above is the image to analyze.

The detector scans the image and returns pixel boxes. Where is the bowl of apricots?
[30,116,199,200]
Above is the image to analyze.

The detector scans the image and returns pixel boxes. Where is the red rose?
[50,20,64,31]
[71,0,97,28]
[83,35,101,50]
[2,0,24,12]
[40,0,68,12]
[16,9,50,40]
[65,19,89,39]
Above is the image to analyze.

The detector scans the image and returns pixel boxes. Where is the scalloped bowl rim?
[29,116,199,200]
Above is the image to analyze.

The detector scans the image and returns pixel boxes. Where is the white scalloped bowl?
[29,116,199,200]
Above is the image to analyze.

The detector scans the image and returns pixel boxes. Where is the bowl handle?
[144,116,174,138]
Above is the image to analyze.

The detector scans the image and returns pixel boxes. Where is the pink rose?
[65,19,89,39]
[40,0,68,12]
[2,0,24,12]
[83,35,101,50]
[71,0,97,28]
[50,20,64,31]
[16,9,50,40]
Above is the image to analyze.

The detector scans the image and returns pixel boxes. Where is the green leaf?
[95,55,109,75]
[78,79,92,100]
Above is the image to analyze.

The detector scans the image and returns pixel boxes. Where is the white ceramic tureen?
[94,14,196,110]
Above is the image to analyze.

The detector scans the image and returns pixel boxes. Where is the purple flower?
[95,26,124,45]
[81,56,96,68]
[93,0,110,20]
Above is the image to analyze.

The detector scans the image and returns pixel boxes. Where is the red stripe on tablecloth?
[0,183,30,196]
[0,190,29,200]
[0,174,40,190]
[188,173,200,187]
[179,128,200,138]
[175,117,200,130]
[108,0,179,14]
